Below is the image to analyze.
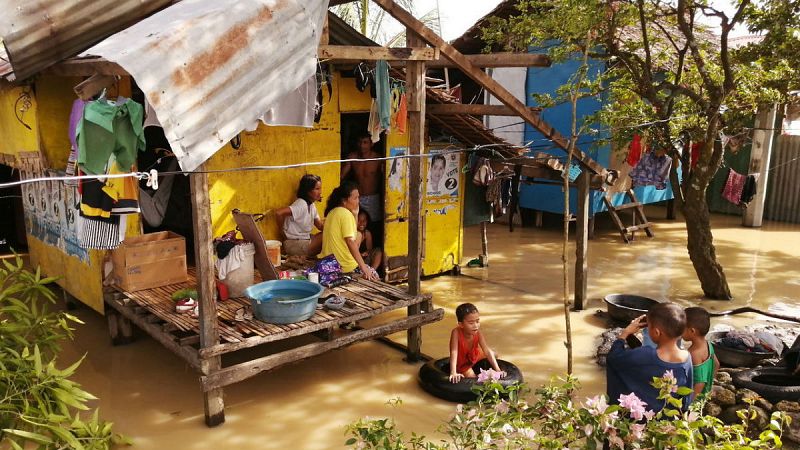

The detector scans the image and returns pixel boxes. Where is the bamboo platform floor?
[107,266,436,353]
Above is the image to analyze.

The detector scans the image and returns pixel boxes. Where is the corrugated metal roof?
[81,0,329,172]
[0,0,173,81]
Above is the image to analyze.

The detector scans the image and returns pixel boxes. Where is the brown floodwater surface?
[59,210,800,449]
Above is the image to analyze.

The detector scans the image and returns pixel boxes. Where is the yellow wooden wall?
[0,77,138,313]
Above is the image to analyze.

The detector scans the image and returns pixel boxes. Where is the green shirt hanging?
[77,99,145,175]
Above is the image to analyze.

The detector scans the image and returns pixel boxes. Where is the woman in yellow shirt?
[320,182,379,281]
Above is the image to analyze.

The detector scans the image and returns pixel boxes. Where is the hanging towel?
[629,151,671,190]
[368,99,382,143]
[139,158,178,227]
[65,99,87,184]
[396,93,407,135]
[721,169,747,205]
[626,134,643,167]
[375,60,391,130]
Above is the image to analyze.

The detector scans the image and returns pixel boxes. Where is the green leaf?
[2,429,53,444]
[345,437,357,445]
[676,387,693,396]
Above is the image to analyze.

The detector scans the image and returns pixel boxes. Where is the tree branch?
[676,0,717,97]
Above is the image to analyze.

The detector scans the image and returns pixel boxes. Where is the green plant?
[346,369,790,449]
[171,288,198,302]
[0,255,128,449]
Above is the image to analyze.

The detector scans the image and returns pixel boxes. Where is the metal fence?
[765,135,800,223]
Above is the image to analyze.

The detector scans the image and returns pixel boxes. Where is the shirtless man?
[341,134,384,226]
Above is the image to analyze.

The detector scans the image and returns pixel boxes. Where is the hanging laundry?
[261,75,316,127]
[739,174,759,206]
[143,97,162,129]
[102,155,140,214]
[721,168,747,205]
[629,150,671,189]
[396,93,407,135]
[139,157,178,227]
[77,98,145,175]
[374,60,391,130]
[690,142,702,169]
[77,214,123,250]
[65,99,87,184]
[626,134,643,167]
[367,99,382,143]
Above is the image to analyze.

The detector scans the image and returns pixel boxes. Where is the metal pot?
[709,331,777,368]
[604,294,659,324]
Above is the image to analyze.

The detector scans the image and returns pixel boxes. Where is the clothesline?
[0,144,559,190]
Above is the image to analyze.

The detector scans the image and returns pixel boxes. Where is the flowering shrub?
[346,369,791,449]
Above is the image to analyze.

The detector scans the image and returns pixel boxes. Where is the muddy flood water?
[58,208,800,449]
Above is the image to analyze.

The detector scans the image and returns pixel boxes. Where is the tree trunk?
[682,186,732,300]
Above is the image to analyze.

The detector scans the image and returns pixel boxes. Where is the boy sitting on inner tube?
[449,303,505,383]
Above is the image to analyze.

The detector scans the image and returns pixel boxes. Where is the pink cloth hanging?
[722,169,746,205]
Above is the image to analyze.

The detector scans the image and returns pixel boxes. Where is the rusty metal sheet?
[82,0,329,172]
[0,0,173,81]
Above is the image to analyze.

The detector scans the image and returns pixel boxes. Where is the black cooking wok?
[604,294,660,324]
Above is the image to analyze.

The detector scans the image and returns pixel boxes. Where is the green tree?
[0,256,126,449]
[482,0,799,299]
[332,0,441,46]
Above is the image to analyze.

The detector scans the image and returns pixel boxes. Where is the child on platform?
[683,307,720,399]
[607,302,694,411]
[449,303,505,383]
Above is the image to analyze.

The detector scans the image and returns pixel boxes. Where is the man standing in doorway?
[342,134,384,243]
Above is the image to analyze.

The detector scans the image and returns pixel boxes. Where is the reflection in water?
[60,210,800,449]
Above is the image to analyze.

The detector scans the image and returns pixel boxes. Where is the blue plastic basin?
[244,280,324,324]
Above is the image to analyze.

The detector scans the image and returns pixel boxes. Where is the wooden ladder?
[603,189,654,243]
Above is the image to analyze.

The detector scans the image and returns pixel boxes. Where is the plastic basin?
[244,280,324,324]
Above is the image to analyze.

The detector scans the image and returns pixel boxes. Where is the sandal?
[176,298,197,314]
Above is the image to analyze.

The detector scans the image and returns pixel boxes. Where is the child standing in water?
[449,303,505,383]
[683,307,719,399]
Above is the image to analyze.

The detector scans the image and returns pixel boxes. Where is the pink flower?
[608,431,625,449]
[584,424,594,437]
[685,410,699,422]
[477,368,503,383]
[629,423,646,440]
[495,400,510,414]
[643,409,656,421]
[584,395,609,416]
[501,423,514,434]
[618,393,648,421]
[517,427,536,440]
[601,411,619,433]
[663,370,679,393]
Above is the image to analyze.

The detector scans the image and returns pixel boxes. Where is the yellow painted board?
[338,72,372,113]
[0,81,39,156]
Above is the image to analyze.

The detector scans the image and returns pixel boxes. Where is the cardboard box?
[111,231,188,291]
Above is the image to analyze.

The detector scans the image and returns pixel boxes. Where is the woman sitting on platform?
[276,174,324,257]
[320,181,379,281]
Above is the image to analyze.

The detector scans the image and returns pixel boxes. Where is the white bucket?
[264,240,282,267]
[222,243,255,298]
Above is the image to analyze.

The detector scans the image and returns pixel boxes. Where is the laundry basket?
[221,243,256,297]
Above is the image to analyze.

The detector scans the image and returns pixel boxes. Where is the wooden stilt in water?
[479,221,489,267]
[574,171,590,310]
[190,165,225,427]
[405,28,427,362]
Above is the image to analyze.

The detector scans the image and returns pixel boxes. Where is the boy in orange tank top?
[449,303,506,383]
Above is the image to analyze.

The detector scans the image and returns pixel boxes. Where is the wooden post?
[479,221,489,267]
[743,104,779,227]
[665,199,676,220]
[189,165,225,427]
[574,171,590,310]
[405,28,426,362]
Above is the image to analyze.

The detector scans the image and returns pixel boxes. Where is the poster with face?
[426,150,460,197]
[385,147,408,221]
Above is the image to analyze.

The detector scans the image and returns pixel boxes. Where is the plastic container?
[264,240,282,267]
[244,279,324,324]
[221,243,255,298]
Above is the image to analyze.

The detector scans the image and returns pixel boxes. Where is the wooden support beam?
[425,52,550,69]
[48,58,127,76]
[318,45,438,62]
[200,309,444,391]
[189,165,225,427]
[574,171,590,310]
[427,104,541,117]
[319,14,329,46]
[105,298,201,370]
[371,0,607,177]
[405,29,426,362]
[74,74,118,101]
[743,104,779,227]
